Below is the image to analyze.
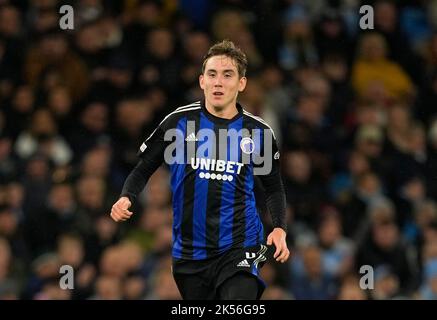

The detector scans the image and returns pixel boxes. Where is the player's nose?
[214,75,224,86]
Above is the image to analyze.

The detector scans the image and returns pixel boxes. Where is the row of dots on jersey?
[198,172,234,181]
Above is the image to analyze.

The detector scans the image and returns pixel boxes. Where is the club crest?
[240,137,255,154]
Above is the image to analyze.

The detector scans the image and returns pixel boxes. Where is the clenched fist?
[110,196,133,222]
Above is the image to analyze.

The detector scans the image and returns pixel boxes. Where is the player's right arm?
[111,123,167,222]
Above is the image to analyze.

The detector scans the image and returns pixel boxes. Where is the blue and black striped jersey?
[123,100,286,260]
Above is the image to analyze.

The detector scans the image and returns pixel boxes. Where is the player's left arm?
[257,131,290,263]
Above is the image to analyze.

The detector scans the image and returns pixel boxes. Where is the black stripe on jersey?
[181,111,201,259]
[232,168,248,247]
[205,122,225,258]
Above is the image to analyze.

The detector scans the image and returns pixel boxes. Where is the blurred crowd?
[1,0,437,300]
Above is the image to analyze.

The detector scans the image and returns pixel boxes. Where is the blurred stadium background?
[1,0,437,300]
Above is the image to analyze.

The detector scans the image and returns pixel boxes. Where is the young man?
[110,40,290,299]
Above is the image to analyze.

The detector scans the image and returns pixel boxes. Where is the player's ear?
[199,74,205,90]
[238,76,247,92]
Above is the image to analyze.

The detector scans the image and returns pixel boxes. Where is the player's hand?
[110,196,133,222]
[267,228,290,263]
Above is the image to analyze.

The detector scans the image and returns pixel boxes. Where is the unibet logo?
[191,158,243,180]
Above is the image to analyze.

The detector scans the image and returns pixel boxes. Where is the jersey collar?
[200,100,243,124]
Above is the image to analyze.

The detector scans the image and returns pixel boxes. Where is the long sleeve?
[258,157,287,231]
[256,129,287,231]
[120,125,167,203]
[121,157,162,203]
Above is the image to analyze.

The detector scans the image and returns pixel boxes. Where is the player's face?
[199,55,247,111]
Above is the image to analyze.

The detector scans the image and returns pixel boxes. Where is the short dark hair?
[201,40,248,78]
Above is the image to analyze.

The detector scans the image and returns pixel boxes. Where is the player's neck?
[205,101,238,119]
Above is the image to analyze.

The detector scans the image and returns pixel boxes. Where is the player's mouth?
[213,92,224,97]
